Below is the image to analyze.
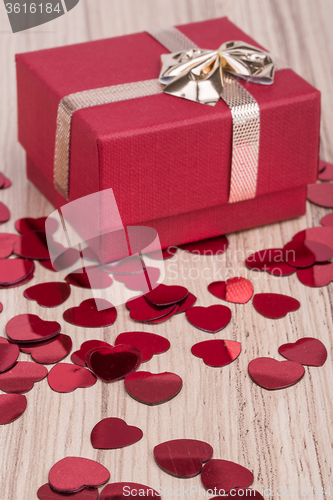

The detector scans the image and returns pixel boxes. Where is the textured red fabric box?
[16,17,320,249]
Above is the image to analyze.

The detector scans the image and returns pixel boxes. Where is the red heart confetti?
[13,231,52,260]
[24,282,71,308]
[154,439,213,478]
[179,235,228,255]
[71,340,111,367]
[318,159,333,181]
[20,334,72,364]
[211,489,264,499]
[0,361,48,393]
[191,339,241,367]
[48,363,97,393]
[63,298,117,328]
[0,258,34,285]
[125,371,182,405]
[307,183,333,208]
[115,331,170,362]
[282,241,316,268]
[6,314,61,344]
[15,216,58,235]
[303,240,333,262]
[0,394,27,425]
[245,248,296,276]
[129,298,175,323]
[293,226,333,250]
[144,284,188,306]
[113,267,160,292]
[65,266,113,289]
[321,212,333,227]
[176,292,197,313]
[87,345,142,382]
[48,457,110,493]
[201,459,254,494]
[0,337,20,372]
[186,305,232,333]
[248,357,305,390]
[37,484,99,499]
[99,483,161,500]
[147,304,179,323]
[0,233,18,259]
[90,417,143,449]
[208,278,254,304]
[278,337,327,366]
[0,271,35,289]
[297,262,333,287]
[0,202,10,223]
[252,293,300,319]
[0,175,12,190]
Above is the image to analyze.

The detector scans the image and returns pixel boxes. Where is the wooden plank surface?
[0,1,332,498]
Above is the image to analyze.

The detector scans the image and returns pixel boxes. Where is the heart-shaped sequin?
[186,305,232,333]
[179,235,228,255]
[125,372,182,405]
[115,332,170,362]
[191,339,241,367]
[0,361,48,393]
[297,262,333,287]
[307,183,333,207]
[0,258,34,285]
[318,159,333,181]
[321,212,333,227]
[129,298,175,323]
[248,357,305,390]
[63,299,117,328]
[20,334,72,364]
[0,338,20,372]
[154,439,213,478]
[282,241,316,268]
[0,202,10,223]
[0,394,27,425]
[304,240,333,262]
[71,340,112,367]
[208,278,254,304]
[87,345,142,382]
[13,231,52,260]
[144,284,188,306]
[245,248,296,276]
[99,483,161,500]
[6,314,61,344]
[48,457,110,493]
[65,266,113,289]
[37,484,99,499]
[201,459,254,494]
[147,305,179,323]
[293,226,333,250]
[278,338,327,366]
[0,233,18,259]
[24,282,71,307]
[252,293,300,319]
[15,216,58,235]
[48,363,97,393]
[91,417,143,449]
[176,292,197,313]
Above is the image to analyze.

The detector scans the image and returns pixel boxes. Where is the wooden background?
[0,1,332,498]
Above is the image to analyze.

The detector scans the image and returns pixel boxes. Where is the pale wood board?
[0,0,332,498]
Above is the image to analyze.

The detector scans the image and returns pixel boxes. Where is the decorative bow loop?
[159,41,275,105]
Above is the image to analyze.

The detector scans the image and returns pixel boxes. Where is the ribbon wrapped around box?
[16,17,321,253]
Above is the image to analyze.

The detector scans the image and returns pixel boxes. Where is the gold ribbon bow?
[159,41,275,105]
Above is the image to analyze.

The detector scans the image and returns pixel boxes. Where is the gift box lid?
[16,17,320,225]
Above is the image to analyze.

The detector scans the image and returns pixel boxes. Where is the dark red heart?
[48,363,97,393]
[71,340,112,367]
[0,202,10,223]
[321,212,333,227]
[252,293,300,319]
[0,271,34,289]
[129,298,175,323]
[0,361,48,393]
[20,334,72,364]
[176,292,197,313]
[48,457,110,493]
[125,371,182,405]
[0,233,18,259]
[13,230,51,260]
[318,159,333,181]
[245,248,296,276]
[90,417,143,449]
[282,241,316,268]
[201,459,254,494]
[208,278,253,304]
[186,305,232,333]
[115,332,170,362]
[65,266,113,289]
[307,182,333,207]
[87,345,142,382]
[6,314,61,343]
[293,226,333,250]
[37,484,99,499]
[248,357,305,390]
[15,216,58,235]
[0,394,27,425]
[0,337,20,372]
[304,240,333,262]
[179,235,228,255]
[63,298,117,328]
[144,284,188,306]
[0,258,34,285]
[279,338,327,366]
[154,439,213,478]
[191,339,241,367]
[147,305,179,323]
[24,282,71,307]
[99,483,161,500]
[297,263,333,287]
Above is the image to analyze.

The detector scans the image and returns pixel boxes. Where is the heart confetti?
[65,266,113,289]
[0,202,10,223]
[144,284,188,306]
[252,293,300,319]
[87,345,142,382]
[278,338,327,366]
[148,305,179,323]
[129,298,175,323]
[0,258,34,285]
[0,394,27,425]
[179,235,228,255]
[297,262,333,287]
[13,230,51,260]
[125,371,183,405]
[20,334,72,364]
[99,483,161,500]
[48,457,110,493]
[208,278,254,304]
[248,357,305,390]
[186,305,232,333]
[191,339,241,367]
[0,271,35,289]
[0,361,48,393]
[115,332,170,362]
[318,159,333,181]
[245,248,296,276]
[321,212,333,227]
[0,338,20,372]
[307,182,333,208]
[154,439,213,478]
[176,292,197,313]
[282,241,316,268]
[63,298,117,328]
[0,175,12,189]
[6,314,61,343]
[15,216,58,235]
[201,459,254,494]
[48,363,97,393]
[293,226,333,250]
[37,484,99,499]
[303,240,333,262]
[71,340,111,367]
[24,282,71,307]
[0,233,18,259]
[90,417,143,449]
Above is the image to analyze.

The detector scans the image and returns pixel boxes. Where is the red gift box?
[16,17,320,250]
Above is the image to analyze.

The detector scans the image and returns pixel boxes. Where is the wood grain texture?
[0,0,332,498]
